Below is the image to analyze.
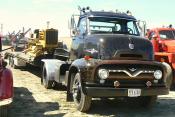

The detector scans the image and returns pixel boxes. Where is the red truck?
[0,35,13,117]
[147,27,175,86]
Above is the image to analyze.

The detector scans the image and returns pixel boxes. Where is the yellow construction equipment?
[24,28,58,57]
[5,28,61,67]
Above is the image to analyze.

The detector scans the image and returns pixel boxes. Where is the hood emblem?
[128,68,137,72]
[85,48,98,54]
[129,43,134,50]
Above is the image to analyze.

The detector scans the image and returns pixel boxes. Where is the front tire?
[71,73,92,112]
[0,105,8,117]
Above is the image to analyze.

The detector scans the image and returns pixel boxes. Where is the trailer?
[5,28,65,68]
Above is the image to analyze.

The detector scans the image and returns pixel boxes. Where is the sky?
[0,0,174,37]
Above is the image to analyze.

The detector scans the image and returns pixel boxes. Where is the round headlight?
[154,70,162,80]
[98,69,109,79]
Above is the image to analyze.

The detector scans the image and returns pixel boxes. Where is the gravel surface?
[8,65,175,117]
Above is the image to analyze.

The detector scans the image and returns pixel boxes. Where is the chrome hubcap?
[73,78,81,103]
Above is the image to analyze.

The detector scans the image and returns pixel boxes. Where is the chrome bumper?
[0,98,13,106]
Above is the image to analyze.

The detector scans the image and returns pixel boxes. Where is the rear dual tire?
[42,65,53,89]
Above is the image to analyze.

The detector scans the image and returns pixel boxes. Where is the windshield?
[89,17,140,36]
[159,30,175,39]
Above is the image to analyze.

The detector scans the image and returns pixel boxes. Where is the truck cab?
[0,35,13,117]
[41,8,172,112]
[70,11,147,60]
[147,27,175,85]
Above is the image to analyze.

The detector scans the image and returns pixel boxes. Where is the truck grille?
[95,64,164,88]
[108,69,154,79]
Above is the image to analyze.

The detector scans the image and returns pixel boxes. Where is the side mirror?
[70,16,76,29]
[137,20,146,37]
[69,15,78,37]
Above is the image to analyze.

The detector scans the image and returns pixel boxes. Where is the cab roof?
[80,11,136,20]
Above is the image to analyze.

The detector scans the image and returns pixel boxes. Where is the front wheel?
[71,73,92,112]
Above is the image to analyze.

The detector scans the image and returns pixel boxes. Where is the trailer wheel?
[10,58,14,68]
[0,105,8,117]
[8,57,11,66]
[42,66,53,89]
[140,96,157,107]
[71,73,92,112]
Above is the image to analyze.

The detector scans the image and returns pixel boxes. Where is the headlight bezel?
[154,70,163,80]
[98,69,109,80]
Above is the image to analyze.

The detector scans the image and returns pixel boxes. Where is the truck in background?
[41,7,172,112]
[146,27,175,86]
[0,35,13,117]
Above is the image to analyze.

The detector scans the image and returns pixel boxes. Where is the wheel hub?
[73,78,81,103]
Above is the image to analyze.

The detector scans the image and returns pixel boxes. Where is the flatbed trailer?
[5,51,37,68]
[5,50,56,68]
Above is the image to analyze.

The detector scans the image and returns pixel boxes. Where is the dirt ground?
[6,65,175,117]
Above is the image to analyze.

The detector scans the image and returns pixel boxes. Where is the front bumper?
[0,98,13,106]
[84,87,169,97]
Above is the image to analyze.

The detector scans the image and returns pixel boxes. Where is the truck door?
[70,17,87,60]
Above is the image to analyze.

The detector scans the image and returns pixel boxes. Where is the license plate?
[128,89,141,97]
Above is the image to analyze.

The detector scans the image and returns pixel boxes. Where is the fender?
[69,58,100,80]
[68,58,100,84]
[0,68,13,105]
[69,58,89,79]
[41,59,66,83]
[70,58,88,71]
[161,62,173,89]
[67,58,86,83]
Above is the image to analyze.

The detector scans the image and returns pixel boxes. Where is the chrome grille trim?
[108,70,154,78]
